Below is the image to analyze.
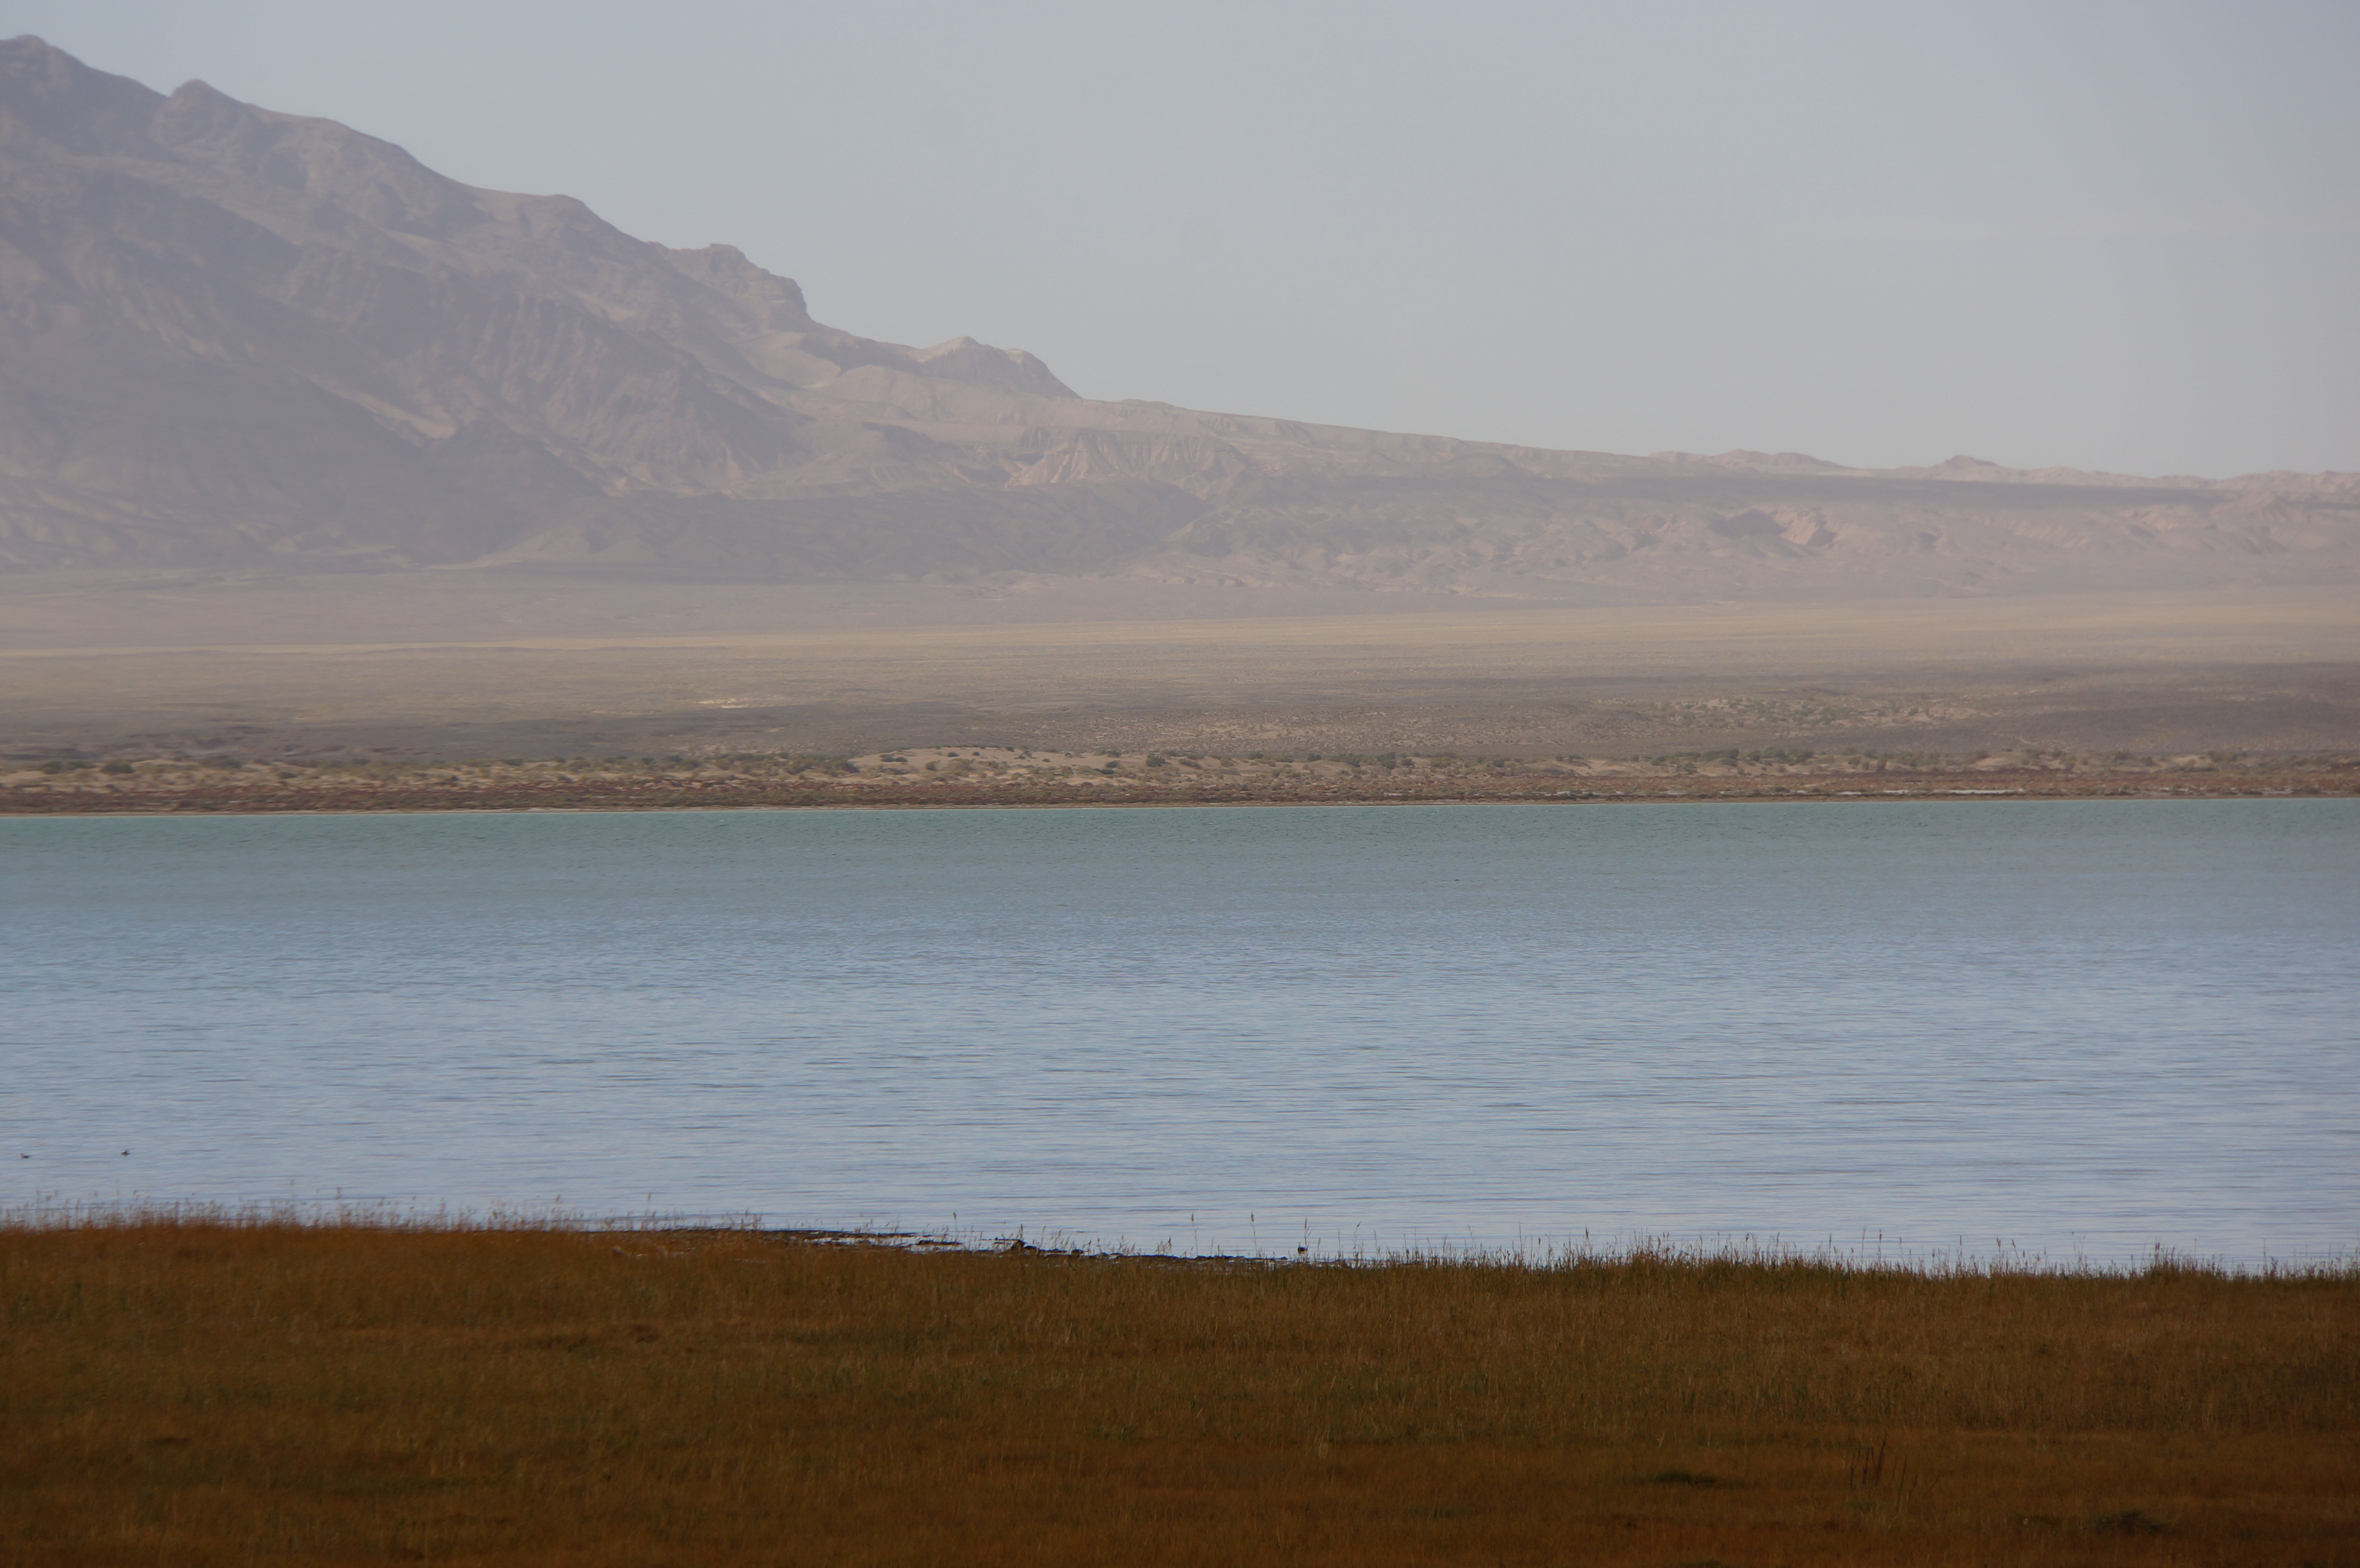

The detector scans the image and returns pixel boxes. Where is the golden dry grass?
[3,1221,2355,1565]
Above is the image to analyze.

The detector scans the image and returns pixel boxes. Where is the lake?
[3,801,2353,1265]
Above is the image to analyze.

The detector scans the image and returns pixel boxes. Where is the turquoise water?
[3,801,2353,1263]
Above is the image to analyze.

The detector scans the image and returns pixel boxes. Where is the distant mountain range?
[3,35,2354,598]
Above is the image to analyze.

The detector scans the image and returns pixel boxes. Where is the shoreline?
[11,1213,2348,1277]
[7,761,2355,816]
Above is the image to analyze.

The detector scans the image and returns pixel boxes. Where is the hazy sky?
[9,0,2356,475]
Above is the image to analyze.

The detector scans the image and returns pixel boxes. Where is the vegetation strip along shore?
[6,745,2355,813]
[3,1220,2353,1564]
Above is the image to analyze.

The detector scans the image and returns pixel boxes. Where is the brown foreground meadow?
[2,1222,2354,1567]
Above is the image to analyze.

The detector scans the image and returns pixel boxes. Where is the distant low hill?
[3,35,2354,600]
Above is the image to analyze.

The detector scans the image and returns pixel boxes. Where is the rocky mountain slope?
[3,35,2354,599]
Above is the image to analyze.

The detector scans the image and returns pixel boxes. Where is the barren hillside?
[3,35,2354,601]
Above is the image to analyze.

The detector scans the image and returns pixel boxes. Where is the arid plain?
[5,577,2354,771]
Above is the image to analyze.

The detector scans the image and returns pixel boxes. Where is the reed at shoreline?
[4,1216,2352,1564]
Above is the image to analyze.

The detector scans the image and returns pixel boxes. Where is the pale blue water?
[2,802,2353,1265]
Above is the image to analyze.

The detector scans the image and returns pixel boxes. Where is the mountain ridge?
[2,35,2354,598]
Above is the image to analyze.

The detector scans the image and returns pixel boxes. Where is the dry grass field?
[3,1220,2354,1566]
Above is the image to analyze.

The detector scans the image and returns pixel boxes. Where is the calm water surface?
[3,802,2353,1263]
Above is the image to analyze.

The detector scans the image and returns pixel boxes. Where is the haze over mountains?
[3,34,2354,603]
